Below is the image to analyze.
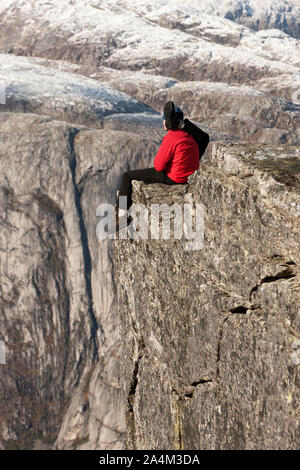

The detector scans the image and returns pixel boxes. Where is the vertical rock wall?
[114,143,300,449]
[0,112,157,449]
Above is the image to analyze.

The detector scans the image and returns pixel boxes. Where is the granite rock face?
[114,143,300,449]
[0,111,157,449]
[0,67,238,449]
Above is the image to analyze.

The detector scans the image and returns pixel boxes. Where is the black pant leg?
[117,167,183,210]
[162,173,182,185]
[118,167,161,209]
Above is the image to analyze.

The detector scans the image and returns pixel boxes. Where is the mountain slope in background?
[0,0,299,143]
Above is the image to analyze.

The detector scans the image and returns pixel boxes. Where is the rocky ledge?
[114,142,300,450]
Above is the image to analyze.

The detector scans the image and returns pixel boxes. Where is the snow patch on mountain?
[100,0,300,37]
[0,53,156,118]
[240,29,300,66]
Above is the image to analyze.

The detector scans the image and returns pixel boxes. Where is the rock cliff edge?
[114,142,300,450]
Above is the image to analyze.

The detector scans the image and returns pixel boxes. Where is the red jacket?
[154,129,200,183]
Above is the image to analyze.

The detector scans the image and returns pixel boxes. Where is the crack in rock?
[249,267,296,299]
[184,379,213,399]
[229,306,249,314]
[171,387,184,450]
[126,336,145,449]
[68,128,101,360]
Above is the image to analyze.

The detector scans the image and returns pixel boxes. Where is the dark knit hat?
[162,101,184,129]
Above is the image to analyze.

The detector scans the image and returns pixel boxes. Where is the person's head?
[162,101,184,131]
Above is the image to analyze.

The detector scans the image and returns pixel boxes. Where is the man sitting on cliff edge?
[115,101,209,231]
